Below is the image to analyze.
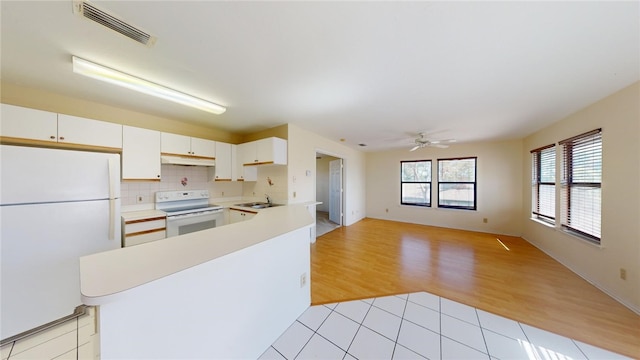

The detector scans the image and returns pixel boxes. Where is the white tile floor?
[261,292,632,360]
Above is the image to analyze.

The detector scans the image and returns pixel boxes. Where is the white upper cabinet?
[0,104,122,150]
[160,133,190,155]
[213,142,232,181]
[190,138,216,158]
[161,133,215,159]
[236,142,257,181]
[231,144,240,181]
[57,114,122,149]
[123,126,161,181]
[1,103,58,142]
[240,137,287,166]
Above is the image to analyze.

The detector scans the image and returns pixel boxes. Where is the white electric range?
[155,190,224,238]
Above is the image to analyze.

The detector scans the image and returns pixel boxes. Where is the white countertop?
[121,209,166,221]
[80,204,314,305]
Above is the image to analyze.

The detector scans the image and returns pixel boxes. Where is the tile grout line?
[390,294,410,359]
[439,296,443,360]
[76,317,79,360]
[572,339,590,360]
[292,319,320,360]
[475,307,492,359]
[304,303,356,359]
[343,300,374,359]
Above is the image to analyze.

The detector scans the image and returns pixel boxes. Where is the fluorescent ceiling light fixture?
[72,56,226,115]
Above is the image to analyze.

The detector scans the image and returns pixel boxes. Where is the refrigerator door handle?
[108,158,117,200]
[109,199,116,240]
[107,158,118,241]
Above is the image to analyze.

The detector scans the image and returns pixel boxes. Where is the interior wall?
[366,140,523,236]
[521,81,640,313]
[287,124,366,226]
[0,82,242,143]
[241,124,288,142]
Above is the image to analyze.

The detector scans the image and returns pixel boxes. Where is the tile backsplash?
[242,165,287,204]
[121,164,243,206]
[121,164,287,206]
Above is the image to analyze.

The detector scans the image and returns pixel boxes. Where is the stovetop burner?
[155,190,222,216]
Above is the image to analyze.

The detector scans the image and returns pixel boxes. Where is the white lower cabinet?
[122,211,166,247]
[229,209,257,224]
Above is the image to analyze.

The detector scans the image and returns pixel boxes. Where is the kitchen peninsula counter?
[79,203,313,359]
[79,203,313,304]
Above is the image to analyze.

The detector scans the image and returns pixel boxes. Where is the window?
[560,129,602,243]
[438,157,476,210]
[401,160,431,206]
[531,145,556,223]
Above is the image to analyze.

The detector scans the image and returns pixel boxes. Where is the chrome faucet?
[265,194,272,205]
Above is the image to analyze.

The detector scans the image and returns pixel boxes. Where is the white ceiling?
[1,1,638,151]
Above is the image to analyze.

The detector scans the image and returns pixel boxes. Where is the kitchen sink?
[234,202,282,209]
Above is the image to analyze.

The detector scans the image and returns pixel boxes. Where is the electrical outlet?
[620,268,627,280]
[136,195,144,203]
[300,273,307,287]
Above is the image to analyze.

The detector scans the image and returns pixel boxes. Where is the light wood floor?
[310,218,640,358]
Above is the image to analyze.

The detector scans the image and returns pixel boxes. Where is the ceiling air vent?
[73,0,156,47]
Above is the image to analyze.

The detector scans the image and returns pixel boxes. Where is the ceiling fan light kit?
[71,56,226,115]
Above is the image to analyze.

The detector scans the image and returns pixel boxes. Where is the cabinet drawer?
[124,229,166,247]
[124,218,166,235]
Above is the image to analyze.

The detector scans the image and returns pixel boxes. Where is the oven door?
[166,209,224,238]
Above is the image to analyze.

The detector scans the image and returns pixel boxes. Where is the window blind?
[560,129,602,242]
[531,144,555,222]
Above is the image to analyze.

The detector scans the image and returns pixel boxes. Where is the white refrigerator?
[0,145,121,341]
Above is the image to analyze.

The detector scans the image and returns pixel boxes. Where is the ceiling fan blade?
[429,139,456,144]
[430,144,449,149]
[409,145,420,152]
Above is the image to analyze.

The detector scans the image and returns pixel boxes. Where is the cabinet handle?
[50,135,56,139]
[157,175,161,178]
[59,136,65,141]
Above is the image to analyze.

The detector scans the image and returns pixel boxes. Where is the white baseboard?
[522,236,640,315]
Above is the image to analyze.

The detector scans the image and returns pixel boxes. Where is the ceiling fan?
[409,132,456,151]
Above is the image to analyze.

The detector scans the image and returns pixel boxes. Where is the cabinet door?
[161,133,191,156]
[231,144,240,181]
[239,141,258,165]
[57,114,122,149]
[255,137,287,165]
[229,209,244,224]
[190,138,216,158]
[229,209,256,223]
[214,142,232,181]
[0,103,57,142]
[122,126,161,180]
[271,137,288,165]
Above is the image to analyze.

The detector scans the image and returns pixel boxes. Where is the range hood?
[161,155,215,167]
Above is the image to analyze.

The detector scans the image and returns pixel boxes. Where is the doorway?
[315,152,343,237]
